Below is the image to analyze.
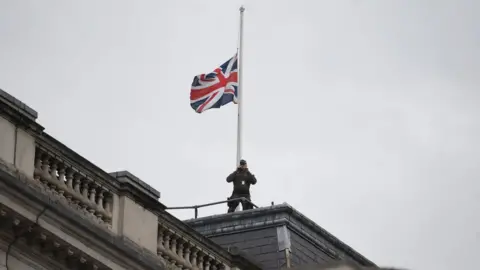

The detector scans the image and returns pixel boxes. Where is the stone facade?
[0,89,260,270]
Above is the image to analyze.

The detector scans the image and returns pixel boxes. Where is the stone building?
[0,89,377,270]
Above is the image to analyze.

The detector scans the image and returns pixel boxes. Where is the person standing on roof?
[226,159,257,213]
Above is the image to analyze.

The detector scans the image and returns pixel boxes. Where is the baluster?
[65,168,74,189]
[88,183,97,215]
[103,192,113,223]
[163,231,171,250]
[183,245,191,265]
[106,193,112,213]
[40,154,50,185]
[73,173,82,194]
[197,253,204,270]
[170,235,177,254]
[65,169,74,202]
[33,151,42,181]
[49,159,61,194]
[190,248,198,267]
[95,189,104,220]
[49,159,58,190]
[177,239,184,258]
[80,178,91,213]
[89,182,97,203]
[57,165,67,195]
[96,187,105,211]
[157,228,165,256]
[204,256,211,270]
[81,178,90,200]
[70,173,81,208]
[211,262,218,270]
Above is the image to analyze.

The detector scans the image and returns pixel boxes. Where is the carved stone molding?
[0,205,108,270]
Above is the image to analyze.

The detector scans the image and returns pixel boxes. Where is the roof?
[185,203,376,267]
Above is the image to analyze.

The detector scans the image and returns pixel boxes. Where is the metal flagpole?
[236,5,245,166]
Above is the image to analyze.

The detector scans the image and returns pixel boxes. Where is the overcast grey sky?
[1,0,479,269]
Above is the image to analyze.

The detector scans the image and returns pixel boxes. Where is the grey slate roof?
[185,203,376,268]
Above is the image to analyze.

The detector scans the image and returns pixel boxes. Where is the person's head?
[239,159,247,169]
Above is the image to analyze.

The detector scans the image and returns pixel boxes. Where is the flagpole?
[236,5,245,166]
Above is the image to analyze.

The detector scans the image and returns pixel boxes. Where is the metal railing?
[166,197,258,219]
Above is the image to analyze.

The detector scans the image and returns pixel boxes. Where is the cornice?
[0,90,44,135]
[0,237,66,270]
[0,213,109,270]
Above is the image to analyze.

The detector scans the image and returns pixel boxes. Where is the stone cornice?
[0,236,66,270]
[0,158,167,270]
[0,89,44,135]
[110,171,160,199]
[0,210,110,270]
[110,171,165,210]
[0,89,38,120]
[185,204,376,267]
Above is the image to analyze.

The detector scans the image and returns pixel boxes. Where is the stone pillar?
[0,89,44,177]
[110,170,163,253]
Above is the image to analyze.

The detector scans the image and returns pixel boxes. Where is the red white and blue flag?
[190,54,238,113]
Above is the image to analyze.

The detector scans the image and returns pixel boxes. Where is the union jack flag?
[190,54,238,113]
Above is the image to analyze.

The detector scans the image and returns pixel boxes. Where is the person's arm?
[248,171,257,185]
[226,171,237,183]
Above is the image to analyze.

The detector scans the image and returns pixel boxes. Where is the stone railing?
[157,222,229,270]
[155,210,263,270]
[33,145,114,227]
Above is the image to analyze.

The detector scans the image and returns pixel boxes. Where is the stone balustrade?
[33,146,114,227]
[157,223,229,270]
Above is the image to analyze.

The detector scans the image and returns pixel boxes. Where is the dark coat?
[226,168,257,196]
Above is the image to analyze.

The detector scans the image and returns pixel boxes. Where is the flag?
[190,54,238,113]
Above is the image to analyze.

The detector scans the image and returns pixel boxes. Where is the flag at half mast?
[190,54,238,113]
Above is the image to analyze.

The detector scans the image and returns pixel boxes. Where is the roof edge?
[185,203,376,267]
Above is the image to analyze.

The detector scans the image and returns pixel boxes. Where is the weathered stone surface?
[14,128,36,177]
[0,88,38,120]
[0,116,15,164]
[117,195,159,253]
[110,170,160,200]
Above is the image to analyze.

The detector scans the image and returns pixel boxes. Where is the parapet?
[0,88,38,120]
[110,170,162,207]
